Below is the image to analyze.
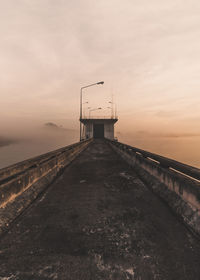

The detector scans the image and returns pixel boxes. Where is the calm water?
[121,136,200,168]
[0,136,199,169]
[0,138,77,169]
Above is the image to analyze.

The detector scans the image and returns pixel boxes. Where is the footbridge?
[1,139,200,279]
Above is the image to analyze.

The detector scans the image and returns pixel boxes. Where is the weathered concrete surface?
[0,140,200,279]
[0,139,91,208]
[0,139,92,236]
[107,140,200,236]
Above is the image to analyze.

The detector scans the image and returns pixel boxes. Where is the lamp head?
[97,81,104,85]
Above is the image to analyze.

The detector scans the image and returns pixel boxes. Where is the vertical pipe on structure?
[80,88,82,141]
[111,94,114,119]
[82,124,85,140]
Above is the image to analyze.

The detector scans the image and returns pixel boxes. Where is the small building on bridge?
[80,117,118,140]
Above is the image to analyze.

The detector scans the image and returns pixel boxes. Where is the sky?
[0,0,200,166]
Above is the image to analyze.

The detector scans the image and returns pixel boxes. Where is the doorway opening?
[93,124,104,138]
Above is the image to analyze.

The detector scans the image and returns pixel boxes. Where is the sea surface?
[121,136,200,168]
[0,138,77,169]
[0,136,199,169]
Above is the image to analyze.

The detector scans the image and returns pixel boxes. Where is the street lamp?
[80,81,104,141]
[89,107,102,118]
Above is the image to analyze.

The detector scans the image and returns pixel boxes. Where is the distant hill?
[44,122,62,129]
[44,122,76,133]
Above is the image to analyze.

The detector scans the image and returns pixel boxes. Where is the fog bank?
[0,122,79,169]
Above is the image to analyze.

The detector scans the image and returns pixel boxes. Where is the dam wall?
[1,137,200,237]
[107,139,200,236]
[0,139,92,234]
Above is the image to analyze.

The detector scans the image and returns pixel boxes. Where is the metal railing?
[81,116,118,120]
[107,139,200,182]
[0,139,92,184]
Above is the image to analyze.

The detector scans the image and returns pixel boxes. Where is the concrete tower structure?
[80,117,118,140]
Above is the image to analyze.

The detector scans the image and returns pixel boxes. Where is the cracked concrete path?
[0,140,200,279]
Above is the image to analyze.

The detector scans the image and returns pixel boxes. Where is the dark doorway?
[93,124,104,138]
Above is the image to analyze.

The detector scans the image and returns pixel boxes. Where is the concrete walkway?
[1,140,200,279]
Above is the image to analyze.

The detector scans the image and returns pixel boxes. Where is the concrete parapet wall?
[107,139,200,236]
[0,139,92,234]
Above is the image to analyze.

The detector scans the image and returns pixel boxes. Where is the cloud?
[0,0,200,136]
[155,110,179,118]
[137,130,200,138]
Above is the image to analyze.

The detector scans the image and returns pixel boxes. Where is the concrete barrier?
[107,139,200,236]
[0,139,93,234]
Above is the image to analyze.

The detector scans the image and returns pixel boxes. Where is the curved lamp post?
[80,81,104,141]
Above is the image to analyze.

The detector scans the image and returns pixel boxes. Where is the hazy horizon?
[0,0,200,168]
[0,122,200,169]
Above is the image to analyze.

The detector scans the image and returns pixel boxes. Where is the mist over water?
[0,124,79,169]
[0,126,200,169]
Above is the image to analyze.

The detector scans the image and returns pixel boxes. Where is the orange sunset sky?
[0,0,200,167]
